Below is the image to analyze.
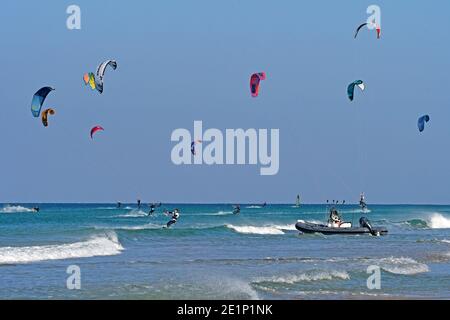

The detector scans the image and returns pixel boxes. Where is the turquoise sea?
[0,203,449,299]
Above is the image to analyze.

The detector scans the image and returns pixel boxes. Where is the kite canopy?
[418,115,430,132]
[83,72,97,90]
[95,60,117,94]
[90,126,104,139]
[41,108,55,127]
[347,80,365,101]
[31,87,54,117]
[250,72,266,97]
[191,140,202,155]
[354,22,381,39]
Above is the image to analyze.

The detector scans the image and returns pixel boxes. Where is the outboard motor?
[359,217,376,236]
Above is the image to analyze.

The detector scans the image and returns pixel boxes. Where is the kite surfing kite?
[250,72,266,97]
[31,87,54,117]
[191,140,202,155]
[347,80,365,101]
[83,59,117,94]
[95,60,117,94]
[354,22,381,39]
[418,115,430,132]
[83,72,97,90]
[41,108,55,127]
[90,126,104,139]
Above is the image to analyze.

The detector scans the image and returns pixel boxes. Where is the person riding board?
[164,209,180,228]
[148,203,157,216]
[233,205,240,214]
[359,193,367,209]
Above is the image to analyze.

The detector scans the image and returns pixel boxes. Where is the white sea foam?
[376,257,429,275]
[253,270,350,284]
[428,213,450,229]
[226,225,284,235]
[246,206,262,209]
[115,223,161,230]
[195,211,233,216]
[205,277,260,300]
[340,208,372,214]
[0,232,123,264]
[274,224,297,231]
[226,224,296,235]
[216,211,233,215]
[117,210,148,218]
[0,205,34,213]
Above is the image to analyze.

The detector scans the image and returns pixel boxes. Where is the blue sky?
[1,0,449,204]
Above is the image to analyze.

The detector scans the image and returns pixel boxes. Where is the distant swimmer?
[233,205,240,214]
[164,209,180,228]
[117,201,122,208]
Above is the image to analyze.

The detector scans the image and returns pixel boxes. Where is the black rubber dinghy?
[295,218,388,236]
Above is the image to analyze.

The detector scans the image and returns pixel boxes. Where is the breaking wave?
[375,257,429,275]
[0,205,35,213]
[253,270,350,285]
[406,214,450,229]
[428,214,450,229]
[226,224,295,235]
[0,232,123,264]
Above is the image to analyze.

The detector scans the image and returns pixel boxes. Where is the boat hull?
[295,221,388,235]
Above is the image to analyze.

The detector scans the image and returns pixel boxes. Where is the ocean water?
[0,203,449,300]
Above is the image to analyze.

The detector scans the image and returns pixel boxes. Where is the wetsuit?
[166,211,180,228]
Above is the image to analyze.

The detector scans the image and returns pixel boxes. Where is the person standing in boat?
[328,207,343,227]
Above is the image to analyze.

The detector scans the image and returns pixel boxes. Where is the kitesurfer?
[233,205,240,214]
[117,201,121,208]
[137,199,141,209]
[32,207,40,213]
[148,203,156,216]
[165,209,180,228]
[359,193,367,209]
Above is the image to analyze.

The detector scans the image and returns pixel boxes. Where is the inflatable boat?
[296,217,388,236]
